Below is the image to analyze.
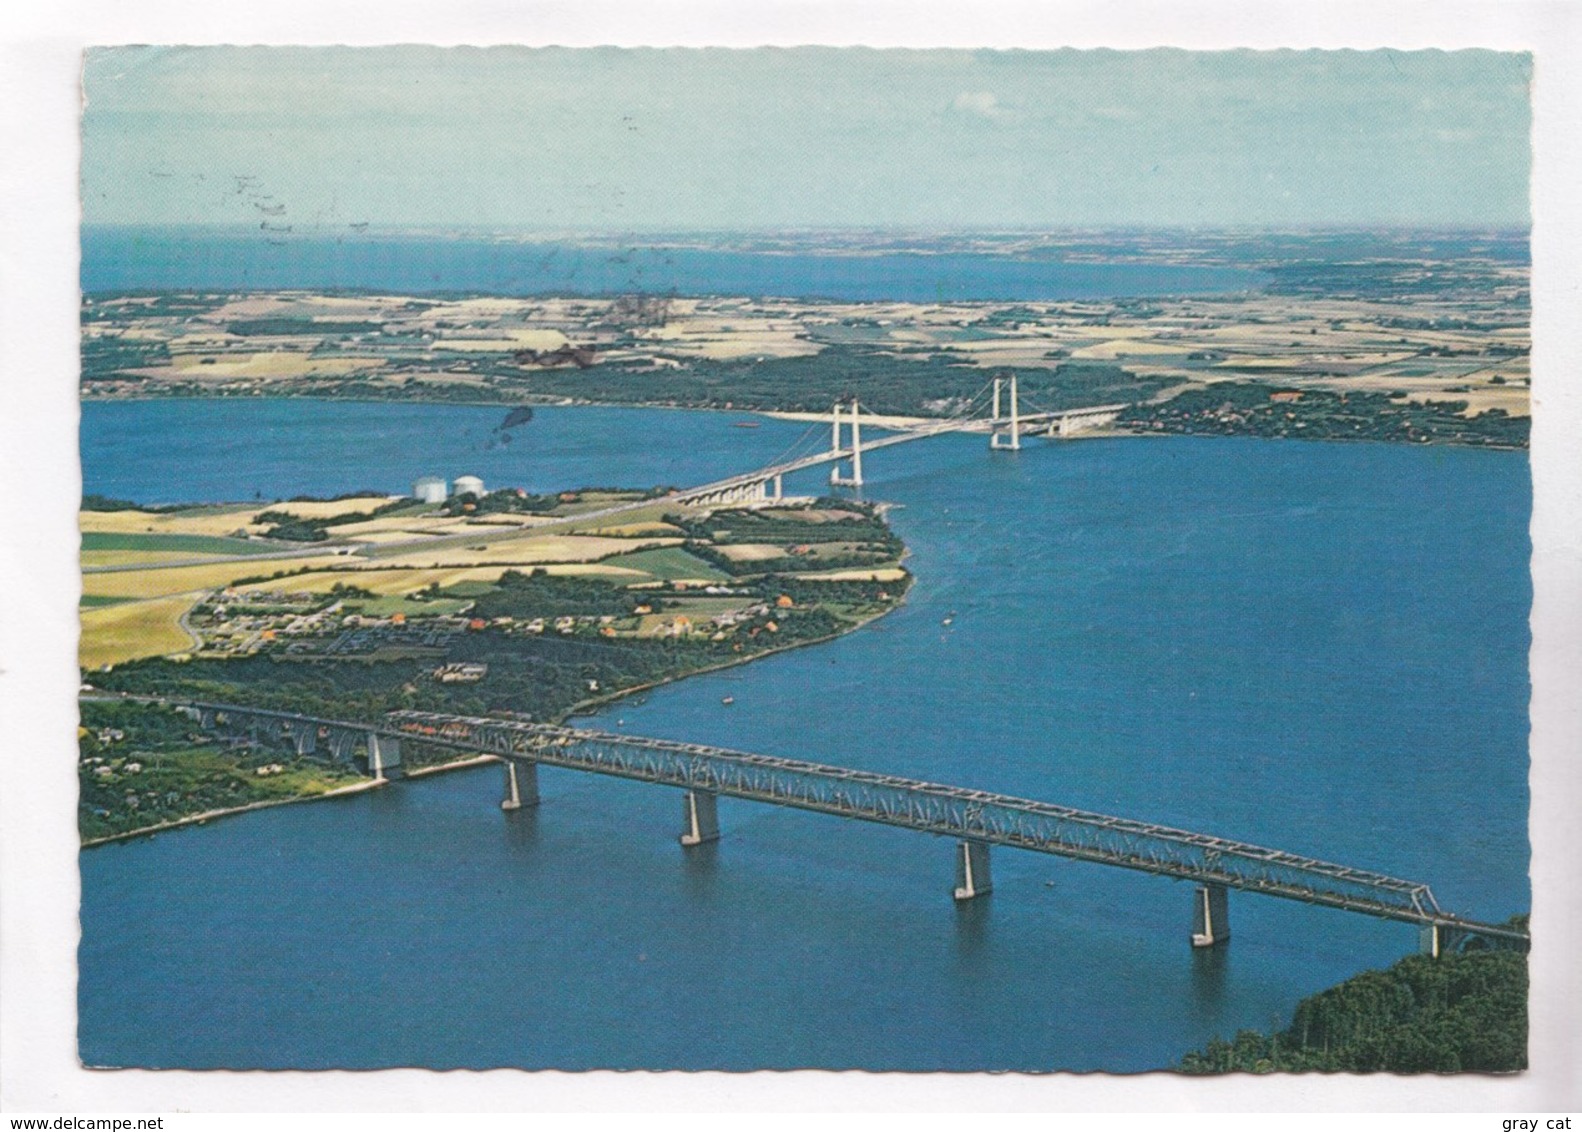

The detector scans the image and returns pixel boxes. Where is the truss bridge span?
[167,698,1528,957]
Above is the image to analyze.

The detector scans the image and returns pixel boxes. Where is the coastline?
[79,753,518,849]
[557,591,907,720]
[80,776,387,849]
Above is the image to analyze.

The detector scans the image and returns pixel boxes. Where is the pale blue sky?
[81,46,1531,230]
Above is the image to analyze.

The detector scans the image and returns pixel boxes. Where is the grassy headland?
[80,492,911,841]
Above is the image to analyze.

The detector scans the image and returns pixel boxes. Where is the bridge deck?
[673,405,1131,500]
[174,699,1524,945]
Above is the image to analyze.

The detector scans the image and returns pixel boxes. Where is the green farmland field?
[600,546,730,582]
[82,531,278,556]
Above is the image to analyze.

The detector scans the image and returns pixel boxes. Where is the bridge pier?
[830,399,865,487]
[326,728,360,764]
[1420,922,1468,959]
[366,732,401,780]
[1191,883,1231,948]
[953,840,993,901]
[680,790,720,846]
[772,473,783,501]
[286,721,317,757]
[990,375,1021,451]
[501,759,540,811]
[158,704,1530,957]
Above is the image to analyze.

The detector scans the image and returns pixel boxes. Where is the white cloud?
[952,90,1007,120]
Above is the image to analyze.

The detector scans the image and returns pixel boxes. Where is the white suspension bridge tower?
[829,397,865,487]
[990,374,1021,451]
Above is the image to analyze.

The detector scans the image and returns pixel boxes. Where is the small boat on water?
[732,420,761,429]
[721,695,735,706]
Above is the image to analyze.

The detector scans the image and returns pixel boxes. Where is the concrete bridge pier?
[1191,883,1231,947]
[680,790,720,846]
[501,759,540,811]
[285,721,316,757]
[990,376,1021,451]
[829,399,865,487]
[326,728,360,765]
[1420,922,1468,959]
[953,840,993,901]
[772,473,783,501]
[214,712,252,747]
[366,732,401,780]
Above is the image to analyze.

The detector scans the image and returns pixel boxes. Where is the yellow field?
[639,319,819,360]
[251,568,472,596]
[578,522,686,537]
[368,535,673,570]
[442,329,570,351]
[81,555,349,600]
[244,561,653,597]
[524,563,653,580]
[149,352,384,380]
[1071,339,1199,360]
[796,567,909,582]
[80,595,198,669]
[264,496,401,521]
[714,543,789,563]
[559,502,681,534]
[209,295,398,320]
[81,507,261,538]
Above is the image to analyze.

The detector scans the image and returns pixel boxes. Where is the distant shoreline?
[78,391,1527,453]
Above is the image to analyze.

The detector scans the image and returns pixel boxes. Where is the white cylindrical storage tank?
[412,476,448,504]
[453,474,485,498]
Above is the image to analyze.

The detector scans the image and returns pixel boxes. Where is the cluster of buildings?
[192,589,482,660]
[651,601,781,640]
[191,591,344,658]
[433,662,489,684]
[412,474,485,503]
[313,615,468,659]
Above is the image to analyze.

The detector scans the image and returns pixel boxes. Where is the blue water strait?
[77,400,1531,1071]
[81,229,1264,301]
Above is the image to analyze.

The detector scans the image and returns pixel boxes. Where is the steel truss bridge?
[171,698,1528,956]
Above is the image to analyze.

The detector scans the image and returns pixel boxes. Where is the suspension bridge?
[148,697,1528,958]
[80,375,1118,570]
[672,375,1126,507]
